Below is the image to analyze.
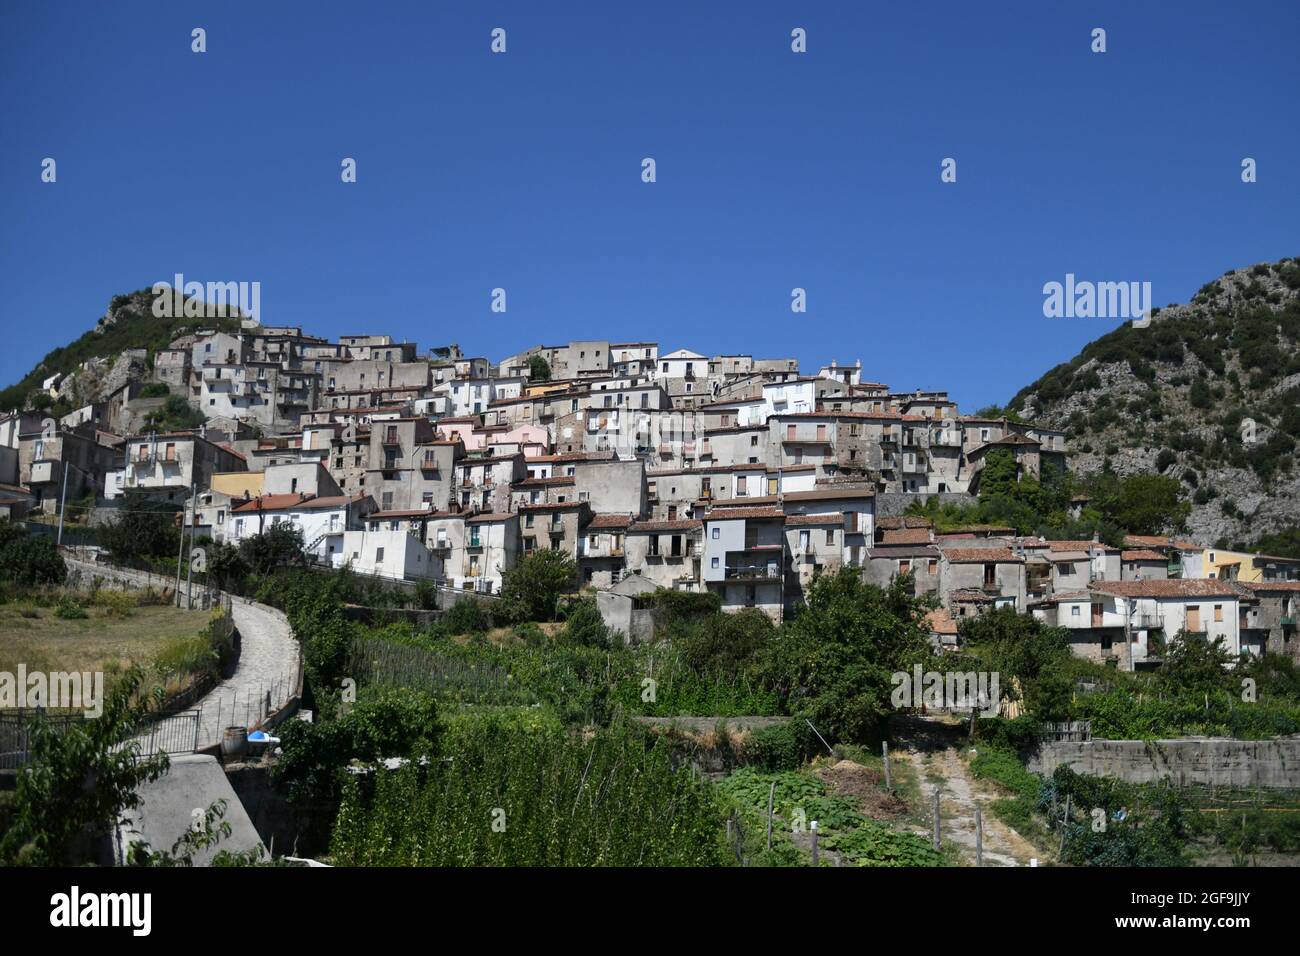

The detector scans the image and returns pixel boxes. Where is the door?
[1186,606,1201,631]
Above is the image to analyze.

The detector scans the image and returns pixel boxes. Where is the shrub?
[0,522,66,587]
[741,721,815,771]
[54,596,87,620]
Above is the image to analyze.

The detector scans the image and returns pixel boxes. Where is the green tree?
[0,669,169,865]
[762,570,932,743]
[99,492,180,563]
[527,354,551,381]
[238,523,305,575]
[499,548,577,622]
[0,520,66,586]
[1157,630,1235,697]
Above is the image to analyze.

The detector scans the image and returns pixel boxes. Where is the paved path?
[65,557,301,750]
[196,597,299,748]
[892,714,1042,867]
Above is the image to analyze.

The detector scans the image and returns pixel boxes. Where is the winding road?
[65,556,302,749]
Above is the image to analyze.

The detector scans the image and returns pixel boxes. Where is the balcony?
[431,541,451,554]
[381,431,402,447]
[29,460,58,485]
[466,540,484,552]
[1131,613,1162,629]
[724,561,783,581]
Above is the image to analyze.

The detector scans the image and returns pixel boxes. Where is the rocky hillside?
[0,288,243,413]
[1007,257,1300,548]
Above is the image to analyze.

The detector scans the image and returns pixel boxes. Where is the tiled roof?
[466,512,516,524]
[926,608,959,635]
[1090,579,1240,599]
[877,516,933,531]
[232,493,362,513]
[881,528,932,545]
[629,519,702,533]
[1045,539,1111,551]
[942,547,1023,564]
[586,514,634,530]
[867,545,941,559]
[786,512,843,527]
[1122,549,1167,562]
[704,507,786,521]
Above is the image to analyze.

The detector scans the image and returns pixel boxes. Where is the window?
[1071,605,1080,617]
[711,527,720,539]
[750,435,758,446]
[1214,604,1223,622]
[375,547,385,562]
[711,557,719,569]
[826,529,835,545]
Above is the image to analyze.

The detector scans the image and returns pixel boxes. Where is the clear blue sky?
[2,0,1296,411]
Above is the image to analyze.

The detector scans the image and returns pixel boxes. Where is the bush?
[94,590,137,618]
[442,597,492,635]
[0,522,66,587]
[498,549,577,622]
[54,596,87,620]
[741,721,815,771]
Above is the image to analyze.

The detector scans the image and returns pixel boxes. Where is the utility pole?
[56,457,71,546]
[174,470,195,607]
[185,482,196,609]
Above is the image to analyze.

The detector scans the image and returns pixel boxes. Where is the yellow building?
[1205,547,1300,583]
[210,471,263,499]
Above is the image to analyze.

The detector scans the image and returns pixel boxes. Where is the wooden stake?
[766,781,775,851]
[882,741,892,792]
[932,789,941,850]
[975,807,983,867]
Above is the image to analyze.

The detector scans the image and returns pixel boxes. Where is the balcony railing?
[723,563,782,581]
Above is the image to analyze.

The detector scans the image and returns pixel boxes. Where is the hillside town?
[2,318,1296,670]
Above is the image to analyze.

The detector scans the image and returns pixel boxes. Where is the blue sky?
[1,0,1296,411]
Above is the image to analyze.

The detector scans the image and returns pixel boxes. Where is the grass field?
[0,596,212,690]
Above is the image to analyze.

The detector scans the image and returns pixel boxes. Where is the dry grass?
[0,597,211,683]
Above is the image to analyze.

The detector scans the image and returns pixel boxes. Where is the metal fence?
[0,709,201,769]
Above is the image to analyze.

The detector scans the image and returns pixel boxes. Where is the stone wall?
[1027,737,1300,789]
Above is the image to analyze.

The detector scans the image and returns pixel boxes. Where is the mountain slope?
[0,288,243,413]
[1007,257,1300,547]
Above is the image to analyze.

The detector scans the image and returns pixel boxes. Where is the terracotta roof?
[466,512,516,524]
[1045,539,1112,552]
[369,509,435,519]
[1090,579,1240,599]
[513,476,575,487]
[877,516,933,531]
[882,528,932,545]
[1243,581,1300,592]
[950,589,997,602]
[786,512,843,527]
[629,519,702,533]
[943,547,1023,564]
[868,545,941,559]
[926,608,959,636]
[704,507,786,521]
[232,493,363,513]
[586,514,634,530]
[1122,549,1167,562]
[517,501,584,512]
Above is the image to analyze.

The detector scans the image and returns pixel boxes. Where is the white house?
[229,492,373,563]
[337,526,441,581]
